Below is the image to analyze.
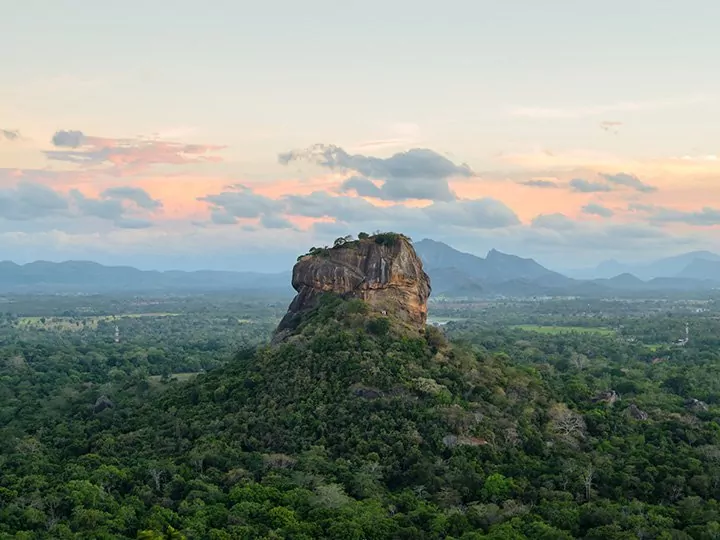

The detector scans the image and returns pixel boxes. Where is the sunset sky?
[3,1,720,271]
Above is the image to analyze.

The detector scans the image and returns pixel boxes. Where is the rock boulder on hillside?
[275,233,431,339]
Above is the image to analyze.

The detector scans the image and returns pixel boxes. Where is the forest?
[2,292,720,538]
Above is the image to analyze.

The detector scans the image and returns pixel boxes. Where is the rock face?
[275,234,431,338]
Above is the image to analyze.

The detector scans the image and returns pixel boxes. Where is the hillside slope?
[125,296,558,538]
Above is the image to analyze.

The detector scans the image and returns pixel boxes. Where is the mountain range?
[568,250,720,280]
[1,240,719,297]
[413,240,720,297]
[0,260,291,294]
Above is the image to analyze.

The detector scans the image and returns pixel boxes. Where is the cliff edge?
[275,233,431,339]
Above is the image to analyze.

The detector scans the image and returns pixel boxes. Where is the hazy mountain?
[425,267,484,296]
[647,251,720,279]
[414,239,573,296]
[412,239,486,276]
[592,272,647,291]
[675,258,720,281]
[414,240,567,282]
[0,260,292,294]
[3,240,719,297]
[569,250,720,280]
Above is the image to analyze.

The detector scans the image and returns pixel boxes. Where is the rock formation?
[275,233,431,338]
[592,390,619,405]
[626,404,648,421]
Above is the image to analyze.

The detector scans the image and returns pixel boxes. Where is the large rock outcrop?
[275,234,431,338]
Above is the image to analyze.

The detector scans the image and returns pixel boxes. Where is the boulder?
[275,233,431,339]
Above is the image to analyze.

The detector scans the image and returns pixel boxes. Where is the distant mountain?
[675,258,720,281]
[646,251,720,279]
[3,241,720,298]
[414,239,573,297]
[425,267,484,296]
[415,240,720,297]
[570,250,720,280]
[413,239,486,277]
[596,273,646,290]
[568,259,636,280]
[0,260,292,294]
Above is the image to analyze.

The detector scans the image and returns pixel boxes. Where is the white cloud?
[511,94,710,119]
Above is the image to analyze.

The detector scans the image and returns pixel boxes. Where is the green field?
[17,313,178,330]
[512,324,614,335]
[148,372,201,384]
[427,316,468,324]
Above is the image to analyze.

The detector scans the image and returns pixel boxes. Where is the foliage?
[373,231,409,247]
[298,231,412,260]
[3,293,720,537]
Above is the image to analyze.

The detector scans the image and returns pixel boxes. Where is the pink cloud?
[45,130,225,176]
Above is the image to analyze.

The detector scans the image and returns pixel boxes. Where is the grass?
[512,324,614,335]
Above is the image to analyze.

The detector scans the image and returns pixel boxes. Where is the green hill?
[116,295,557,538]
[5,294,720,538]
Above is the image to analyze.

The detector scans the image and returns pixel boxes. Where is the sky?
[2,0,720,272]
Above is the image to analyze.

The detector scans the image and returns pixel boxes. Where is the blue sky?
[2,1,720,271]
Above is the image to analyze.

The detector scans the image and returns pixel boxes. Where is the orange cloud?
[46,130,225,176]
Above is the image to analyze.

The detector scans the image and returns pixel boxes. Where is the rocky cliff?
[275,234,431,338]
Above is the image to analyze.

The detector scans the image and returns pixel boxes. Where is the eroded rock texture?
[275,235,431,338]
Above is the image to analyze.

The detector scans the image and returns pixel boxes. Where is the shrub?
[373,232,404,247]
[366,317,391,336]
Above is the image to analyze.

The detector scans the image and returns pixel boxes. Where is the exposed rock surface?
[627,404,648,420]
[686,398,709,412]
[593,390,619,405]
[275,234,431,339]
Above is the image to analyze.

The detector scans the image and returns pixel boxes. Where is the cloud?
[339,176,382,198]
[0,182,69,220]
[279,144,473,202]
[260,214,294,229]
[198,185,282,219]
[567,173,656,194]
[283,191,384,222]
[115,218,153,229]
[52,130,86,148]
[531,213,577,230]
[210,211,239,225]
[521,222,676,254]
[600,121,622,134]
[600,172,657,193]
[101,186,162,209]
[70,190,125,220]
[582,203,614,218]
[352,122,421,151]
[46,130,224,175]
[569,178,613,193]
[0,181,160,229]
[631,204,720,226]
[424,198,520,229]
[520,179,560,189]
[283,191,517,229]
[511,95,708,119]
[1,129,20,141]
[198,183,518,233]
